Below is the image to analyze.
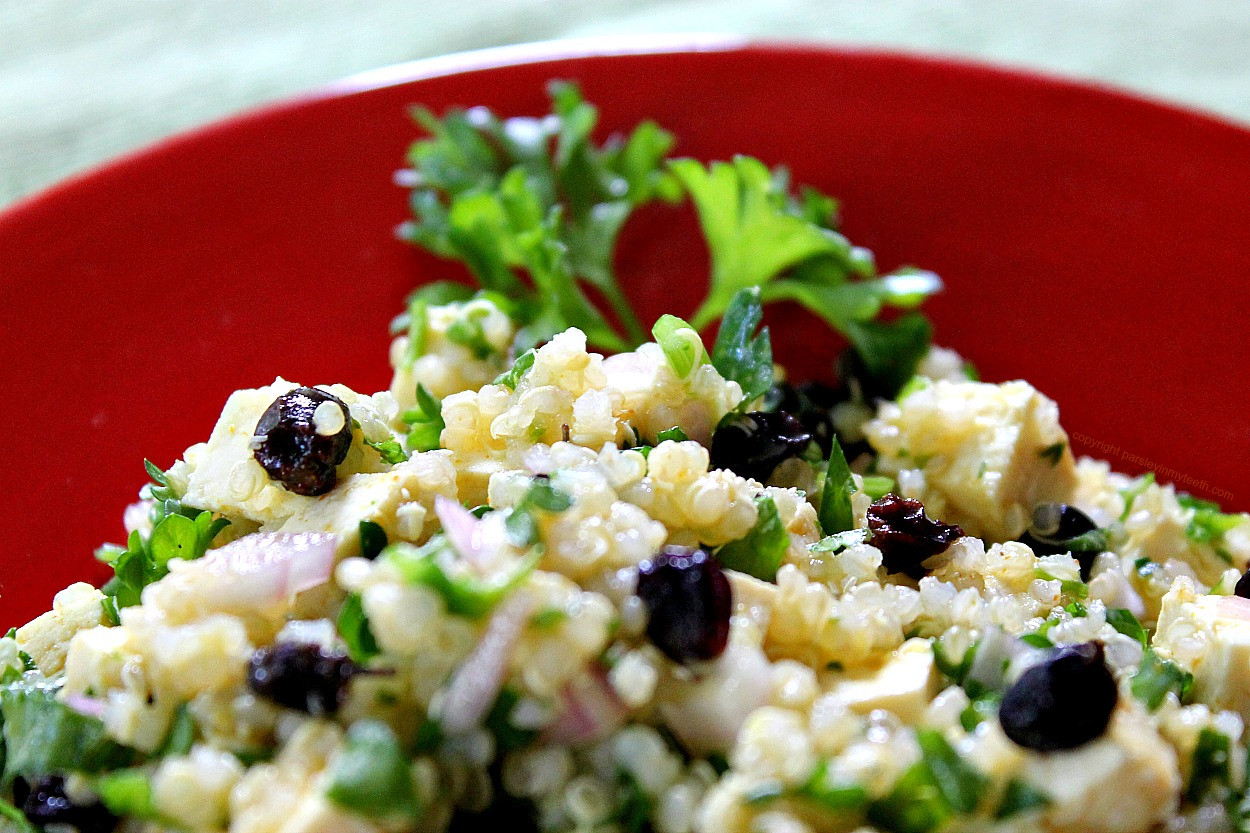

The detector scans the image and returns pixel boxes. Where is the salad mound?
[4,83,1250,833]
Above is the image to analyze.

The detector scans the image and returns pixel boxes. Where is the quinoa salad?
[5,83,1250,833]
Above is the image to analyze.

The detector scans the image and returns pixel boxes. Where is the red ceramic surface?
[3,36,1249,624]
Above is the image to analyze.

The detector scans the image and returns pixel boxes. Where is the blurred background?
[3,0,1250,208]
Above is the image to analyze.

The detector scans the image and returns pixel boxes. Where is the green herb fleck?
[325,720,420,822]
[655,426,690,443]
[1131,648,1193,711]
[359,520,388,560]
[402,384,445,453]
[1188,728,1233,804]
[994,779,1050,820]
[364,436,409,465]
[819,437,855,535]
[709,287,774,407]
[1038,442,1066,466]
[717,495,789,582]
[337,594,381,663]
[1106,608,1148,649]
[1119,472,1155,521]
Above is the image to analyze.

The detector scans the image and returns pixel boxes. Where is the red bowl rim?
[5,33,1250,229]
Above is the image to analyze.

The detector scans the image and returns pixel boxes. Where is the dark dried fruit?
[709,411,813,484]
[14,775,117,833]
[1019,503,1104,580]
[866,494,963,579]
[636,547,732,664]
[247,642,358,715]
[768,380,846,457]
[999,641,1117,752]
[253,387,352,496]
[1235,569,1250,600]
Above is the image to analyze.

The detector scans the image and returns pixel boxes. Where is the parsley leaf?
[401,81,679,350]
[337,594,381,664]
[364,436,409,465]
[0,797,35,833]
[1119,472,1155,521]
[819,437,855,535]
[995,779,1050,820]
[402,384,445,453]
[359,520,388,560]
[671,155,940,397]
[1178,494,1245,545]
[504,478,574,548]
[445,304,499,359]
[843,313,935,401]
[796,761,869,812]
[384,539,541,620]
[1106,608,1149,649]
[96,769,159,820]
[670,155,860,329]
[1188,727,1234,804]
[717,495,789,581]
[97,468,230,613]
[655,426,689,443]
[325,720,420,823]
[866,730,987,833]
[1131,648,1193,711]
[710,287,774,407]
[1038,441,1067,466]
[494,348,536,390]
[1,684,136,785]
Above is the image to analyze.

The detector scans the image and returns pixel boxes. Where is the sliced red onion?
[196,532,337,607]
[440,590,535,735]
[542,668,627,746]
[63,693,106,720]
[435,495,506,569]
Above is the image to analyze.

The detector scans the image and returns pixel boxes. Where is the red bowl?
[3,36,1248,625]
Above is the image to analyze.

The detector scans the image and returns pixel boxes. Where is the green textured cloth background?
[3,0,1249,208]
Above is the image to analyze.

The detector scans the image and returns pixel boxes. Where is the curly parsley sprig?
[399,82,943,397]
[96,462,230,623]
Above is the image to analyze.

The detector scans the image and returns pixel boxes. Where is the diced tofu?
[1021,708,1178,833]
[181,379,402,530]
[725,570,778,635]
[276,451,457,549]
[1121,480,1250,586]
[180,379,303,524]
[828,638,936,723]
[16,582,108,674]
[1154,579,1250,719]
[179,378,457,553]
[864,379,1078,541]
[152,745,245,832]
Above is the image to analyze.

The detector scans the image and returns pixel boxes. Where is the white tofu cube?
[864,380,1078,541]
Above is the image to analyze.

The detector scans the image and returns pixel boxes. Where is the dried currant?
[998,641,1117,752]
[1019,503,1104,580]
[636,547,732,664]
[866,494,963,579]
[1235,569,1250,600]
[769,380,850,457]
[709,411,813,484]
[14,775,117,833]
[252,387,352,496]
[246,642,358,716]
